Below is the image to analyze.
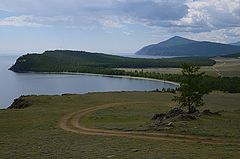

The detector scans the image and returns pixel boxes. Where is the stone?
[131,149,139,152]
[107,155,115,158]
[8,97,32,109]
[179,114,197,120]
[152,113,166,120]
[166,107,184,118]
[166,122,173,127]
[202,109,221,116]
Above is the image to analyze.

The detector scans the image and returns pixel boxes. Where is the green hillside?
[10,50,215,73]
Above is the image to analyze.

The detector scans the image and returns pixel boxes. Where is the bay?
[0,56,177,108]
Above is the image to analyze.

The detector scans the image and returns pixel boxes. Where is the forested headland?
[10,50,240,93]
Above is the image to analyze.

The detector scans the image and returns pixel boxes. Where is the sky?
[0,0,240,55]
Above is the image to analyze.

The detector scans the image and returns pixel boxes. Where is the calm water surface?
[0,56,177,108]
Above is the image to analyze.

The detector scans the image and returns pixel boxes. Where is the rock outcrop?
[8,96,32,109]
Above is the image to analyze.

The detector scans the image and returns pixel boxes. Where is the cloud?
[0,0,114,16]
[0,0,189,27]
[0,15,46,27]
[116,0,188,21]
[175,0,240,31]
[0,15,83,27]
[0,0,239,42]
[185,27,240,43]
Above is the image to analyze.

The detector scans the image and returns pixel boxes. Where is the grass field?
[212,57,240,77]
[0,92,240,158]
[82,93,240,139]
[120,57,240,77]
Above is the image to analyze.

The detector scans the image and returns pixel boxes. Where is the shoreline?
[18,71,180,86]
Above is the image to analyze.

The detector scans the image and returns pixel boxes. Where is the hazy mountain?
[136,36,240,57]
[229,42,240,46]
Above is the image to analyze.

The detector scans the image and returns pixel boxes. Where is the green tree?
[173,64,209,113]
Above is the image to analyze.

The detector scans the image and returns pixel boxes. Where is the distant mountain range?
[136,36,240,57]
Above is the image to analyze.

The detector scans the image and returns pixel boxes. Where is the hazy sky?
[0,0,240,55]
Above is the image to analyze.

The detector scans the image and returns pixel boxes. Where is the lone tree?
[173,64,209,114]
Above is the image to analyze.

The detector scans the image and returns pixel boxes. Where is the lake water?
[114,53,179,59]
[0,56,177,108]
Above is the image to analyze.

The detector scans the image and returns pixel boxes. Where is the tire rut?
[59,102,240,145]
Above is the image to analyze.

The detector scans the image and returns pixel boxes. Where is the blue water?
[113,53,179,59]
[0,56,177,108]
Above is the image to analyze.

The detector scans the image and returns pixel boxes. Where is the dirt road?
[59,102,239,145]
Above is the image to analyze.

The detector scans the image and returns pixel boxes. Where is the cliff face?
[8,96,32,109]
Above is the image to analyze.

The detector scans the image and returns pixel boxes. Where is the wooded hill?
[10,50,215,73]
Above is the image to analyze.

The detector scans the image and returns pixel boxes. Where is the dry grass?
[119,57,240,77]
[0,92,240,158]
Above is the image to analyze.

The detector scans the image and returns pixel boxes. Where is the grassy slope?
[213,57,240,77]
[120,57,240,77]
[1,92,239,158]
[10,50,215,73]
[82,93,240,139]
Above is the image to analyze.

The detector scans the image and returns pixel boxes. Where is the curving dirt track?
[59,102,239,145]
[212,62,226,76]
